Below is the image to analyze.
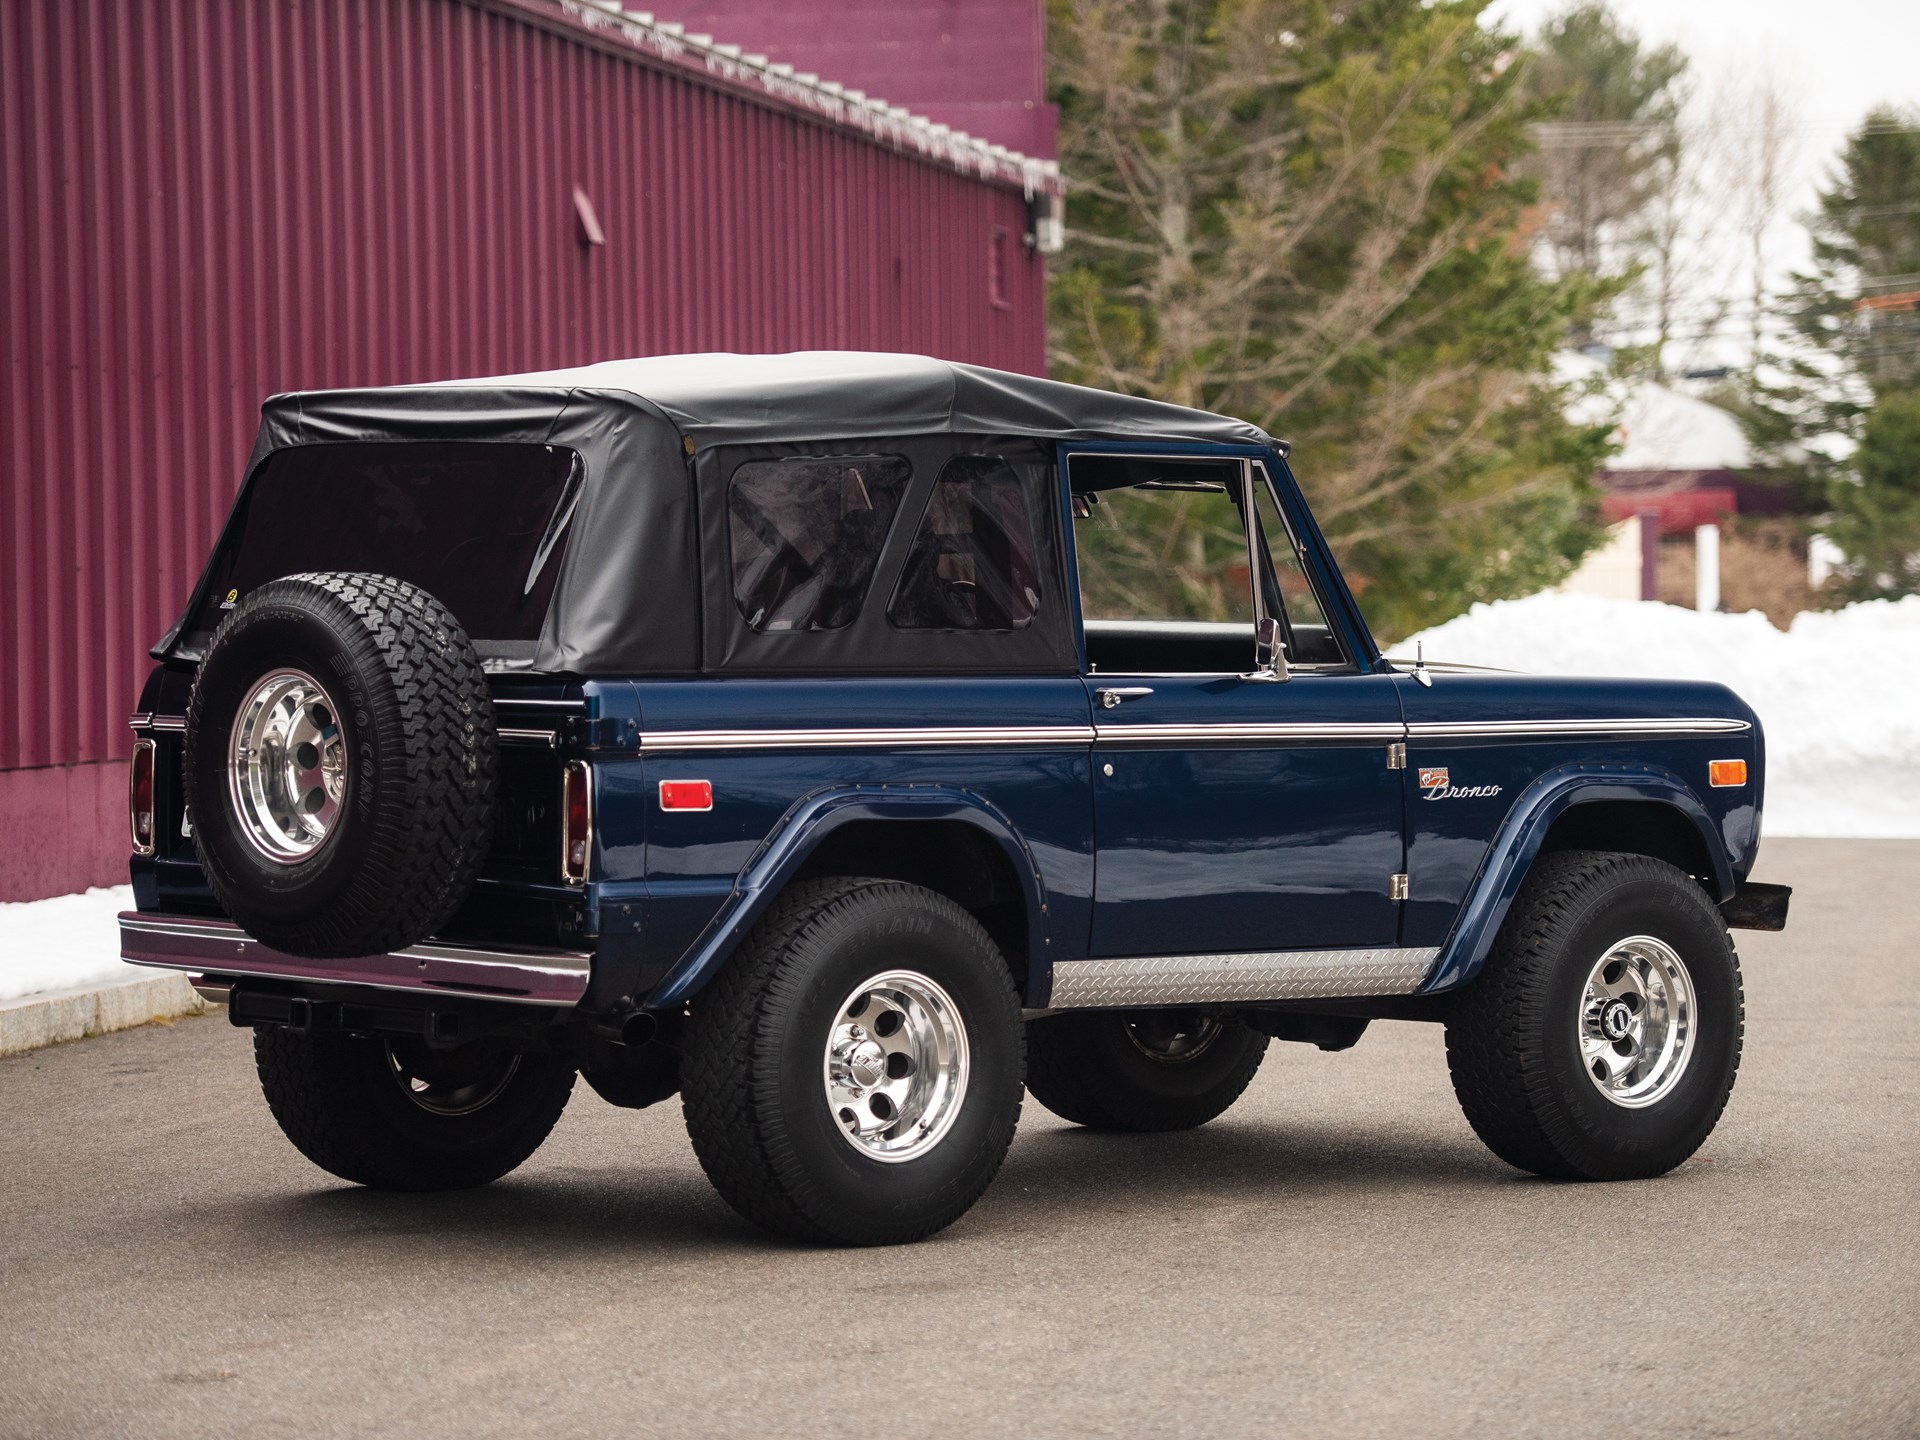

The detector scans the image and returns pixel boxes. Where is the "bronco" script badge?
[1419,766,1502,801]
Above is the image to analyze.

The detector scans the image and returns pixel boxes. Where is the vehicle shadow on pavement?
[205,1112,1530,1258]
[997,1115,1514,1201]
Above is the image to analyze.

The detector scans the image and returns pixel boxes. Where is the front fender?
[645,784,1049,1008]
[1421,763,1734,994]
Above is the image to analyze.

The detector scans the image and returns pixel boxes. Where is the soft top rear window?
[192,442,580,646]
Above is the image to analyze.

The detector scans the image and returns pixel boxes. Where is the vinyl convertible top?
[156,353,1278,676]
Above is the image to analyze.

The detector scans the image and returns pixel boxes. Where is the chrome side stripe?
[1048,947,1441,1008]
[640,725,1099,754]
[1096,721,1404,745]
[1407,717,1751,739]
[638,715,1747,753]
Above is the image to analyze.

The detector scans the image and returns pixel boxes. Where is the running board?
[118,912,591,1008]
[1046,947,1441,1009]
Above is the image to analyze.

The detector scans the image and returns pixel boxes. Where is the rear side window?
[889,455,1040,631]
[194,442,580,644]
[729,455,911,632]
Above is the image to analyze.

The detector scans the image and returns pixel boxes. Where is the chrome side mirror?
[1247,615,1291,683]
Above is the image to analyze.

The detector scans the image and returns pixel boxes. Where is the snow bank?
[0,886,145,1003]
[1401,593,1920,838]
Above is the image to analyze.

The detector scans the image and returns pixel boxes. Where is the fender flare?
[1420,763,1735,994]
[646,784,1050,1007]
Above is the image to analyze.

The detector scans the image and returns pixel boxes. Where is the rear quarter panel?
[589,677,1095,1007]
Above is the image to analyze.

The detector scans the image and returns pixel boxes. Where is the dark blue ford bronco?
[122,353,1790,1245]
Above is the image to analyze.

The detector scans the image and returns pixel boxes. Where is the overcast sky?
[1485,0,1920,370]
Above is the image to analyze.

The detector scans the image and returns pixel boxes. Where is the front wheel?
[680,879,1025,1246]
[1445,850,1744,1181]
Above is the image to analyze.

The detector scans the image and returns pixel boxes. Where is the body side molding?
[643,784,1053,1008]
[1419,763,1736,994]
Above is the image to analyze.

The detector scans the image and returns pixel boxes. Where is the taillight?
[561,760,593,885]
[129,740,157,856]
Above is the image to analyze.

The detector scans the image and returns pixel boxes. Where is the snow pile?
[0,885,144,1003]
[1401,592,1920,838]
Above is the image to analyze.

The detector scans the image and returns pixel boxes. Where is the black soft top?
[158,353,1277,677]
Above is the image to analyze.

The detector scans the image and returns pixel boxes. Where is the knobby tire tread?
[681,878,1023,1245]
[1444,849,1744,1180]
[188,572,496,957]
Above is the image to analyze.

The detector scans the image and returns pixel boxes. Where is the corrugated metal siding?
[0,0,1047,776]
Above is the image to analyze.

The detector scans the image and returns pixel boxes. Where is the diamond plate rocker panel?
[1046,947,1442,1008]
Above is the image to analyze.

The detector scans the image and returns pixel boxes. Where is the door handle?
[1096,686,1155,709]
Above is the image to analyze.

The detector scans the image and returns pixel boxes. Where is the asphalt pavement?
[2,837,1916,1439]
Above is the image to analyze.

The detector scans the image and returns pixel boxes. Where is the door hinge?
[1390,873,1409,901]
[1386,742,1406,770]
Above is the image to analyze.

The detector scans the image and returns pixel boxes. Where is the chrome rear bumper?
[118,912,591,1008]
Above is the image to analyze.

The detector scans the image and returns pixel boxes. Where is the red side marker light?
[658,779,713,812]
[1708,759,1747,788]
[129,739,156,856]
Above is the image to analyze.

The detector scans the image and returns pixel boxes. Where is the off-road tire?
[680,879,1025,1246]
[186,572,496,958]
[254,1027,575,1190]
[1445,850,1744,1181]
[1025,1011,1269,1131]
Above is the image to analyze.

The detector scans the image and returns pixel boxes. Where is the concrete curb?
[0,972,211,1057]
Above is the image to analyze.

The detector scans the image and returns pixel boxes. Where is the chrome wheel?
[823,970,971,1163]
[1578,936,1697,1109]
[386,1039,522,1117]
[1124,1012,1223,1063]
[228,670,348,863]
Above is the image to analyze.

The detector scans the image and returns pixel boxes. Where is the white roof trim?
[552,0,1063,194]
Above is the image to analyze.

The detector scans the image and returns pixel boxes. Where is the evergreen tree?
[1047,0,1615,640]
[1824,390,1920,600]
[1760,108,1920,446]
[1753,108,1920,595]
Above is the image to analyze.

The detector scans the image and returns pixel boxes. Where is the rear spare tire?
[185,572,497,958]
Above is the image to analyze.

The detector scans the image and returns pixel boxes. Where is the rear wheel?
[1445,850,1744,1181]
[1025,1010,1269,1132]
[254,1027,575,1191]
[680,879,1024,1246]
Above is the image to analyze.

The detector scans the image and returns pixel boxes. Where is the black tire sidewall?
[189,597,390,924]
[1029,1011,1268,1130]
[1538,873,1742,1175]
[257,1027,575,1191]
[763,889,1023,1241]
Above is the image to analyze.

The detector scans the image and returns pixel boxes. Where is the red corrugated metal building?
[0,0,1059,901]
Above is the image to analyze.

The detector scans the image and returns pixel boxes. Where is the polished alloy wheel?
[386,1038,523,1117]
[823,970,971,1163]
[1578,935,1697,1108]
[1123,1012,1223,1064]
[228,669,348,863]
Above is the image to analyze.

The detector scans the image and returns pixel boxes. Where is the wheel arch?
[1422,764,1735,994]
[646,786,1048,1008]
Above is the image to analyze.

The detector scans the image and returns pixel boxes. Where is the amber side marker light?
[561,760,594,885]
[1709,759,1748,788]
[129,739,157,855]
